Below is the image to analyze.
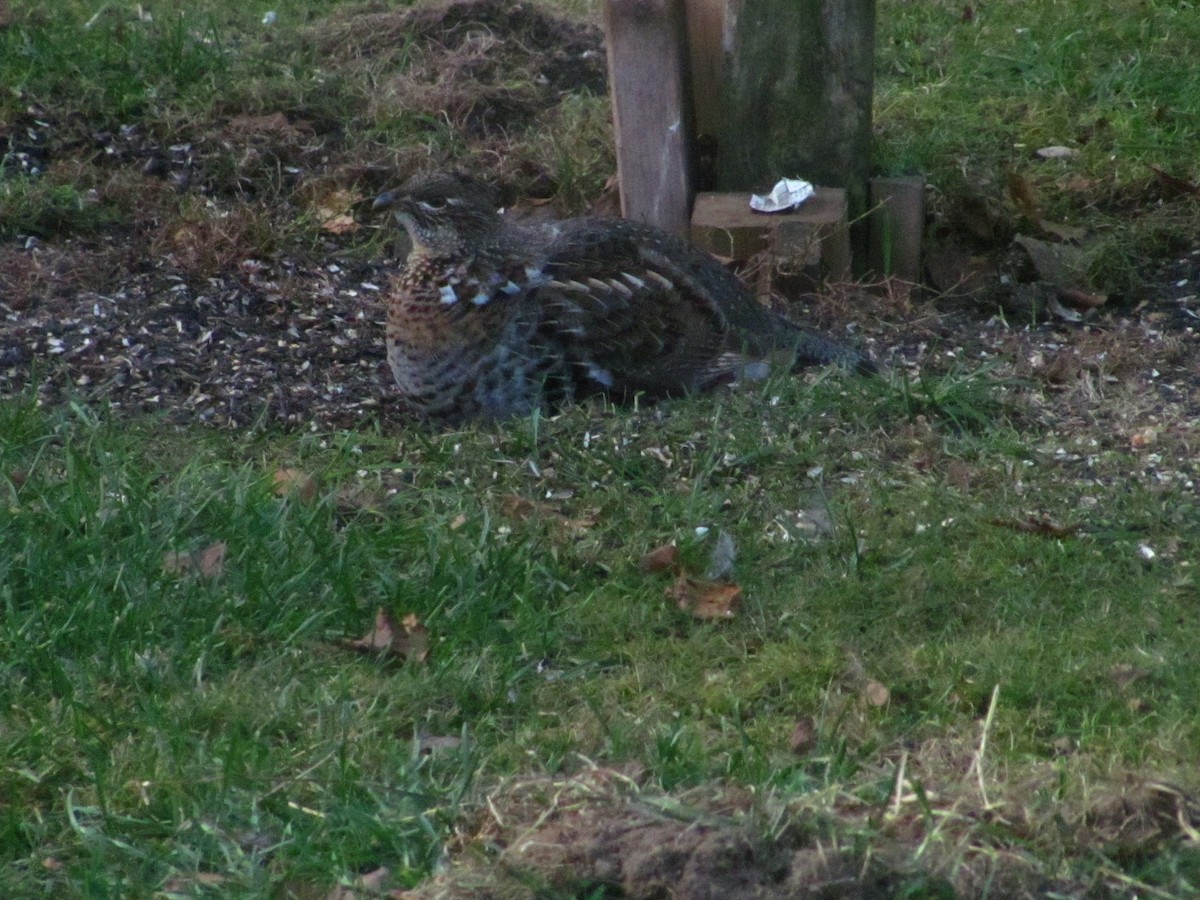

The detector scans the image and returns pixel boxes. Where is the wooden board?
[868,175,925,283]
[684,0,735,141]
[604,0,694,236]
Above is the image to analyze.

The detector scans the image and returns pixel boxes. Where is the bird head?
[373,172,502,257]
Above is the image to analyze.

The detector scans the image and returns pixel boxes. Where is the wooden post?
[713,0,875,271]
[604,0,694,236]
[684,0,729,145]
[869,176,926,284]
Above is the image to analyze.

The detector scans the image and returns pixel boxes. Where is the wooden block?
[604,0,694,236]
[868,175,926,282]
[772,192,851,282]
[691,188,847,263]
[691,188,849,297]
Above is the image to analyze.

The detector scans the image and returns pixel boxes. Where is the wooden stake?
[604,0,694,235]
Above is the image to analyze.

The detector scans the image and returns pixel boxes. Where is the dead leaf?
[498,494,594,535]
[273,467,318,502]
[341,608,429,663]
[417,733,463,754]
[1013,233,1091,291]
[789,717,817,755]
[500,494,539,520]
[666,575,741,620]
[399,613,429,663]
[449,514,468,530]
[161,873,228,893]
[305,185,365,235]
[196,542,228,578]
[586,173,622,218]
[321,214,360,235]
[1130,427,1158,449]
[639,543,680,574]
[1063,175,1095,194]
[1006,171,1041,218]
[1036,219,1087,242]
[1150,165,1200,200]
[1059,286,1107,310]
[924,241,998,296]
[162,540,228,578]
[326,866,392,900]
[864,680,890,707]
[1110,663,1151,690]
[335,482,388,515]
[989,516,1080,538]
[1048,295,1084,322]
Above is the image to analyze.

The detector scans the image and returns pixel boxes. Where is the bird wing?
[531,218,786,395]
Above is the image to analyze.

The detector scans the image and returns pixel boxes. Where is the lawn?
[2,1,1199,897]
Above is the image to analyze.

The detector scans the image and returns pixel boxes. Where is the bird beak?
[372,190,399,210]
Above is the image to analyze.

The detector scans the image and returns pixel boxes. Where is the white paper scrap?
[750,178,814,213]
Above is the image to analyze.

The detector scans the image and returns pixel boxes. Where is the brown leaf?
[789,717,817,755]
[399,613,430,663]
[1110,663,1151,690]
[197,542,228,578]
[1059,286,1107,311]
[1150,165,1200,200]
[924,241,998,297]
[417,733,463,754]
[162,541,228,578]
[864,680,890,707]
[341,608,429,663]
[990,516,1079,538]
[273,467,318,502]
[666,575,741,620]
[498,494,593,535]
[639,543,680,574]
[1013,233,1091,290]
[1006,171,1041,218]
[500,494,539,520]
[320,214,360,235]
[1130,427,1158,449]
[1036,218,1087,242]
[326,866,392,900]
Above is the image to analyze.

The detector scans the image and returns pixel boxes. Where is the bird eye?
[417,199,447,212]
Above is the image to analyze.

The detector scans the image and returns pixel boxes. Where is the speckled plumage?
[375,173,875,421]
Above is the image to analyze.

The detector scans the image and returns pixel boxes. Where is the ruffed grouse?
[374,172,874,421]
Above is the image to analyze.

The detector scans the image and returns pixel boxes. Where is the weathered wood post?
[715,0,876,271]
[603,0,695,236]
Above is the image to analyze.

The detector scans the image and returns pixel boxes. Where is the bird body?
[376,173,873,421]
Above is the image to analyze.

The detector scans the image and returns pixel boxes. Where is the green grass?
[3,370,1199,894]
[4,0,1200,895]
[875,0,1200,187]
[875,0,1200,294]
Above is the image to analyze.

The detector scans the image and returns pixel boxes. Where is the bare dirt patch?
[361,762,1199,899]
